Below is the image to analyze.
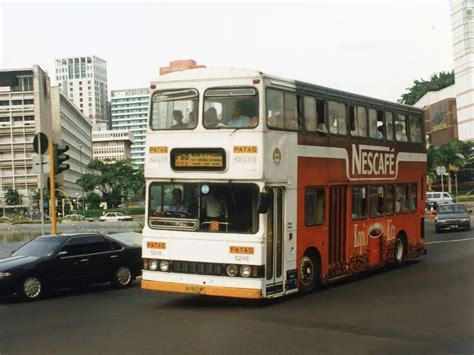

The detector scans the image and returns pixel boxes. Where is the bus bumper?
[141,279,262,299]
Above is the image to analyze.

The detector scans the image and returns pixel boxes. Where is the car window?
[109,241,123,251]
[443,193,452,199]
[433,193,440,199]
[61,238,90,256]
[82,236,112,254]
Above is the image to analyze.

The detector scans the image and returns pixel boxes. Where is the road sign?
[33,132,49,155]
[436,166,446,176]
[32,154,50,174]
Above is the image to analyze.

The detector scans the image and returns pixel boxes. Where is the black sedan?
[0,233,142,301]
[435,203,472,233]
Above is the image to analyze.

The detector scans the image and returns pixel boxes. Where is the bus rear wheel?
[395,236,406,266]
[299,253,318,294]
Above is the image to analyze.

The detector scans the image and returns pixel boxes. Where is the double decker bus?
[141,68,426,299]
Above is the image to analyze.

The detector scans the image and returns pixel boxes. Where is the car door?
[50,237,94,287]
[83,235,129,283]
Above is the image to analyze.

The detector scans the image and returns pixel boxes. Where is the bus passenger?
[169,188,188,214]
[204,107,219,127]
[188,109,198,128]
[202,190,228,220]
[227,101,250,128]
[171,110,186,129]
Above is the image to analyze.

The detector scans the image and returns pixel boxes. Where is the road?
[0,221,472,354]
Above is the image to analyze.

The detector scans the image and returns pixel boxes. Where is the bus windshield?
[151,89,198,130]
[203,87,259,129]
[148,182,259,234]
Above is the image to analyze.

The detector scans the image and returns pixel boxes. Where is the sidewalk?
[0,232,142,259]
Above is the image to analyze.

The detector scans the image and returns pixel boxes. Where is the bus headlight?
[149,259,159,271]
[239,265,252,278]
[159,260,170,272]
[226,264,238,277]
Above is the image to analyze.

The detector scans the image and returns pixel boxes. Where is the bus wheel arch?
[395,231,408,266]
[299,247,321,294]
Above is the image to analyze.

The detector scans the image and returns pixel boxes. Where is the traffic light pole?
[49,141,57,235]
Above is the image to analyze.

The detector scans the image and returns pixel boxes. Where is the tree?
[399,71,454,105]
[5,188,21,206]
[86,192,101,209]
[77,159,145,208]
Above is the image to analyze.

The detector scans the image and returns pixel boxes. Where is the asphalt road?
[0,221,472,355]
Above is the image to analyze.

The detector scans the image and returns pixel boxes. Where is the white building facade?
[0,66,53,210]
[451,0,474,141]
[92,126,134,162]
[51,87,92,200]
[110,88,149,166]
[55,56,109,127]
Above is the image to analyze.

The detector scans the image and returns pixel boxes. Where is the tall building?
[51,87,92,201]
[55,56,109,127]
[110,88,149,166]
[451,0,474,141]
[92,124,134,162]
[0,66,53,210]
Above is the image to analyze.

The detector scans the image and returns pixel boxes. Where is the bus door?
[329,185,347,275]
[265,187,284,296]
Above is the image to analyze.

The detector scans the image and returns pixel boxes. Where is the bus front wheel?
[299,253,319,294]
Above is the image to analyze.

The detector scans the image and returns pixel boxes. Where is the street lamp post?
[79,145,85,217]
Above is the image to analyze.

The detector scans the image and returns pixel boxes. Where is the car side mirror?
[57,250,68,257]
[258,192,269,214]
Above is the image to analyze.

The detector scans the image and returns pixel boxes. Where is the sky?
[0,0,453,102]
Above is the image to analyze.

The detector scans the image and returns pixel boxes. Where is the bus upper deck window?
[204,87,259,129]
[150,89,199,130]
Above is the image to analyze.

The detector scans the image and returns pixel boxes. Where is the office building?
[110,88,149,166]
[0,66,53,210]
[55,56,109,127]
[92,124,134,162]
[51,87,93,201]
[451,0,474,141]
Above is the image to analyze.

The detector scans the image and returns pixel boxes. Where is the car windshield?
[437,204,467,214]
[203,87,259,129]
[12,237,64,257]
[148,182,259,234]
[150,89,199,130]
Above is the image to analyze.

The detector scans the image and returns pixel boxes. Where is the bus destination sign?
[170,148,226,171]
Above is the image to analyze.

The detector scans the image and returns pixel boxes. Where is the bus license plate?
[186,285,205,295]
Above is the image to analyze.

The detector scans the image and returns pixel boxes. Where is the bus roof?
[152,67,422,114]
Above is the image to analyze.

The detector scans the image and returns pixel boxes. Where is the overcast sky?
[0,1,453,102]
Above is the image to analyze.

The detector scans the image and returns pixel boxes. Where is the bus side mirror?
[258,192,269,214]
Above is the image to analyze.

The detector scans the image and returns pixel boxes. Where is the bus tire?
[299,251,319,294]
[394,235,407,266]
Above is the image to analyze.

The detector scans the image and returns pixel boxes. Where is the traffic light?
[54,143,70,174]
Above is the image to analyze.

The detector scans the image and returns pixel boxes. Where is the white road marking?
[426,237,474,245]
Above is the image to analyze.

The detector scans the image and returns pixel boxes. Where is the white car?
[99,212,133,222]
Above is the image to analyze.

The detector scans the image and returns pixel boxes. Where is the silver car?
[435,203,471,233]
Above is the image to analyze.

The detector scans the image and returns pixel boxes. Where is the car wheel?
[20,276,43,301]
[435,226,441,233]
[299,252,319,294]
[111,266,133,288]
[394,236,406,266]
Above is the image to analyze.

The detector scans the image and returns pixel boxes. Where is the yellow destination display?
[174,152,224,168]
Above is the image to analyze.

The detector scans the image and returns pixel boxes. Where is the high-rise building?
[451,0,474,141]
[110,88,149,166]
[92,124,134,162]
[0,66,53,210]
[51,87,92,201]
[55,56,109,127]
